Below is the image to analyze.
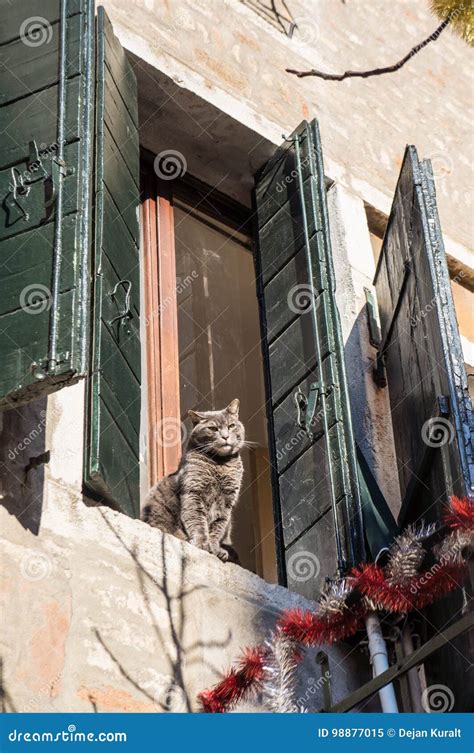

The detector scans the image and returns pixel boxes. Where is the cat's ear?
[226,399,240,416]
[188,409,206,424]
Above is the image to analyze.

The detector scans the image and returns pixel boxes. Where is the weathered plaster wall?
[101,0,474,268]
[0,383,375,713]
[0,470,371,713]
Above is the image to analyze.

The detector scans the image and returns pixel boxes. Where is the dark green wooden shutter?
[254,120,365,598]
[374,146,474,525]
[0,0,94,408]
[83,7,140,517]
[374,145,474,712]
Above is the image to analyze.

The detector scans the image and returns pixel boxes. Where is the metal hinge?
[5,140,74,224]
[31,351,70,380]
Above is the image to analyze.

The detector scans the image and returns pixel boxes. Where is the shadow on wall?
[0,397,49,535]
[0,658,17,712]
[85,510,233,713]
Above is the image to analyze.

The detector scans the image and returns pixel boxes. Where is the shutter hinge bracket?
[4,140,74,223]
[364,287,387,388]
[294,381,333,440]
[31,351,71,380]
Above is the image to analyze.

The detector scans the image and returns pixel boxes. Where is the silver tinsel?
[318,579,352,618]
[386,523,436,585]
[435,527,474,565]
[261,630,305,713]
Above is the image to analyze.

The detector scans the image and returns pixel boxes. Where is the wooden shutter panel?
[83,7,140,517]
[374,146,474,525]
[0,0,94,409]
[254,120,365,598]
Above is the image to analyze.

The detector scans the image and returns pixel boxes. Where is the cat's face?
[188,399,245,457]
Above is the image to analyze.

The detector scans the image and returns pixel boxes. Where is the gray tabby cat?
[142,399,244,561]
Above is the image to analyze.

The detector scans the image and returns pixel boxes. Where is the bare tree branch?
[286,15,452,80]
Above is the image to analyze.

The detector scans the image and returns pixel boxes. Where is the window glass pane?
[174,203,277,580]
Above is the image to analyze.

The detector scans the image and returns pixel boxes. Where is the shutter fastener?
[294,381,333,440]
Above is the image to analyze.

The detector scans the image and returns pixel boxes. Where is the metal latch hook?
[109,279,133,333]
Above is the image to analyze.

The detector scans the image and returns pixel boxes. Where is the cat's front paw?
[216,547,229,562]
[189,538,212,554]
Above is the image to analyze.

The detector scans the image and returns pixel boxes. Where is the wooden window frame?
[140,154,252,488]
[141,168,181,486]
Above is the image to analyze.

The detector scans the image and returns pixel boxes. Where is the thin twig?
[286,15,452,80]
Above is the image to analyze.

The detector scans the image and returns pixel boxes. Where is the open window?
[141,164,277,583]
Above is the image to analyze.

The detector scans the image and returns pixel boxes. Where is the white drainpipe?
[365,612,399,713]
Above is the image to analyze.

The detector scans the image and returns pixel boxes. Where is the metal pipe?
[365,613,399,712]
[402,625,424,712]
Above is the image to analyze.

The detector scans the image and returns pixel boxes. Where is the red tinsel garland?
[198,648,266,713]
[198,497,473,713]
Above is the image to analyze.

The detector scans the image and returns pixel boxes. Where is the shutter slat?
[0,77,83,168]
[0,0,83,45]
[84,6,140,517]
[255,119,365,595]
[0,14,82,106]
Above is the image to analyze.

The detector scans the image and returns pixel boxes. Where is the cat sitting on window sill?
[142,400,245,563]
